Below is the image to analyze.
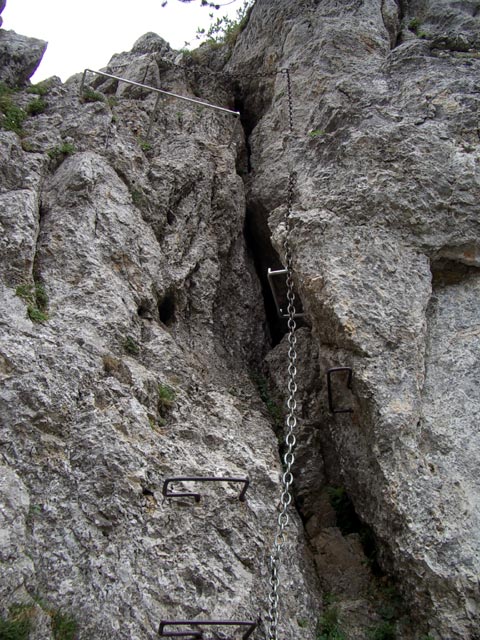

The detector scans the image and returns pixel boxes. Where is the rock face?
[0,29,318,640]
[0,29,47,86]
[228,0,480,638]
[1,2,480,640]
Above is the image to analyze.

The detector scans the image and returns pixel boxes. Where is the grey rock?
[229,0,480,636]
[0,29,47,86]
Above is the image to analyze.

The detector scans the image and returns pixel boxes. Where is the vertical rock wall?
[228,0,480,637]
[0,32,320,640]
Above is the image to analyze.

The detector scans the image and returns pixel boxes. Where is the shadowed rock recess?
[1,1,479,639]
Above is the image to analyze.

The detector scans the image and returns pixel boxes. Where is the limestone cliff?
[1,1,480,639]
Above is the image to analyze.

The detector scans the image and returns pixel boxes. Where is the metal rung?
[162,477,250,502]
[326,367,353,414]
[267,268,305,319]
[80,69,240,117]
[159,620,257,640]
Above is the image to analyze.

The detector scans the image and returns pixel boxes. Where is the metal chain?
[267,68,298,640]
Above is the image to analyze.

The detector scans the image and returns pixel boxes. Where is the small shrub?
[16,281,49,323]
[51,610,78,640]
[408,17,421,31]
[0,91,26,134]
[81,87,106,103]
[317,606,346,640]
[138,138,152,152]
[158,383,175,409]
[47,142,75,159]
[27,97,47,116]
[27,81,50,96]
[123,336,139,355]
[27,305,48,323]
[0,604,34,640]
[107,96,119,108]
[367,621,396,640]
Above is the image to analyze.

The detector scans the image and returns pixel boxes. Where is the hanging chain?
[267,68,298,640]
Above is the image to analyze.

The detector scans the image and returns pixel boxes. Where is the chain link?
[267,68,298,640]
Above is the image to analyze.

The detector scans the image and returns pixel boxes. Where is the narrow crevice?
[243,205,287,347]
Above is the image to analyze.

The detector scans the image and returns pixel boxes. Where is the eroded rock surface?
[0,29,47,86]
[2,2,480,639]
[0,30,319,640]
[229,0,480,637]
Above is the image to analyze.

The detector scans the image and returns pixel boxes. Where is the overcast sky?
[2,0,243,82]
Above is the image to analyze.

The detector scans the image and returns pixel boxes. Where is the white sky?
[2,0,242,82]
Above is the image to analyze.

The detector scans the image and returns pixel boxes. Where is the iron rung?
[158,620,257,640]
[267,268,305,319]
[162,477,250,502]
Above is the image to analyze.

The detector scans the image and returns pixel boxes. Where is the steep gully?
[229,73,416,637]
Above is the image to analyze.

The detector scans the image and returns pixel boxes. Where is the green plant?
[16,281,49,323]
[367,621,396,640]
[107,96,119,108]
[131,189,145,206]
[158,383,176,409]
[195,0,253,46]
[297,618,308,628]
[123,336,139,355]
[0,85,26,135]
[408,17,421,31]
[138,138,152,152]
[0,604,34,640]
[250,370,283,429]
[309,128,325,137]
[317,606,346,640]
[27,81,50,96]
[26,97,47,116]
[51,610,78,640]
[81,86,105,103]
[47,142,75,159]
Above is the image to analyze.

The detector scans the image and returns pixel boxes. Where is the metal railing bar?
[80,69,240,117]
[326,367,353,414]
[162,476,250,502]
[158,620,257,640]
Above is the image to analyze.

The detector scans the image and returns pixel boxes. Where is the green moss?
[309,128,325,137]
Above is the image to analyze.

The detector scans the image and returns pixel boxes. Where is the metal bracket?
[267,268,305,319]
[158,620,257,639]
[162,477,250,502]
[326,367,353,414]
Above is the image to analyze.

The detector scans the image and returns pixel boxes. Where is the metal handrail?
[158,620,257,640]
[80,68,240,117]
[162,477,250,502]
